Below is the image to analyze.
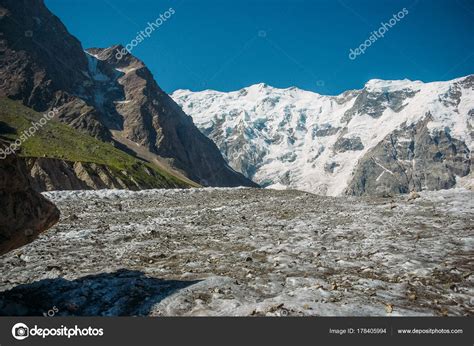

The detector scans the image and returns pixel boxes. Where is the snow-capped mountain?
[172,76,473,196]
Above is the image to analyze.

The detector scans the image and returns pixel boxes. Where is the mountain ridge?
[173,75,471,102]
[172,75,473,196]
[0,0,257,189]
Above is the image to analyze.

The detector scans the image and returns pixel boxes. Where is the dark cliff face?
[346,115,472,196]
[0,140,59,255]
[0,0,89,107]
[0,0,112,141]
[0,0,257,188]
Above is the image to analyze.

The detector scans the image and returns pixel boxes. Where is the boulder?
[0,140,60,255]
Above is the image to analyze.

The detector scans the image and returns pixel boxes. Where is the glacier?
[172,76,473,196]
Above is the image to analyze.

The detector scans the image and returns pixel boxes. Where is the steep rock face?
[86,47,257,187]
[172,76,473,195]
[0,0,256,187]
[0,0,88,106]
[0,141,59,255]
[346,116,472,196]
[0,0,111,141]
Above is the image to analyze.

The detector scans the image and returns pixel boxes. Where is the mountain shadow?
[0,269,200,316]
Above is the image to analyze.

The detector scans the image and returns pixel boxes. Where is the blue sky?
[45,0,474,95]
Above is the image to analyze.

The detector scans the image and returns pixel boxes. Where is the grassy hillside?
[0,98,195,189]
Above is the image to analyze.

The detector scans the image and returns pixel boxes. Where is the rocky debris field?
[0,188,472,316]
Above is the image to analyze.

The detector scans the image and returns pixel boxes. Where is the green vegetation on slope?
[0,98,194,189]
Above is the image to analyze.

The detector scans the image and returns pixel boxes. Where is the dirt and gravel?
[0,188,472,316]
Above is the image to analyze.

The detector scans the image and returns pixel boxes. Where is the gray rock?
[313,125,341,137]
[334,136,364,152]
[346,115,471,196]
[342,88,418,122]
[324,161,340,173]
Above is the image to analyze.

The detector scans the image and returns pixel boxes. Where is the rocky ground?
[0,188,472,316]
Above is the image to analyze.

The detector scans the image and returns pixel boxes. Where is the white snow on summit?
[172,76,474,195]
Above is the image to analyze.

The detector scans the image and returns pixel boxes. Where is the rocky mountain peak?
[87,46,144,71]
[0,0,90,109]
[0,0,256,188]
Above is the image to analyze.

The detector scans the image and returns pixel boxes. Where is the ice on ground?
[0,188,472,316]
